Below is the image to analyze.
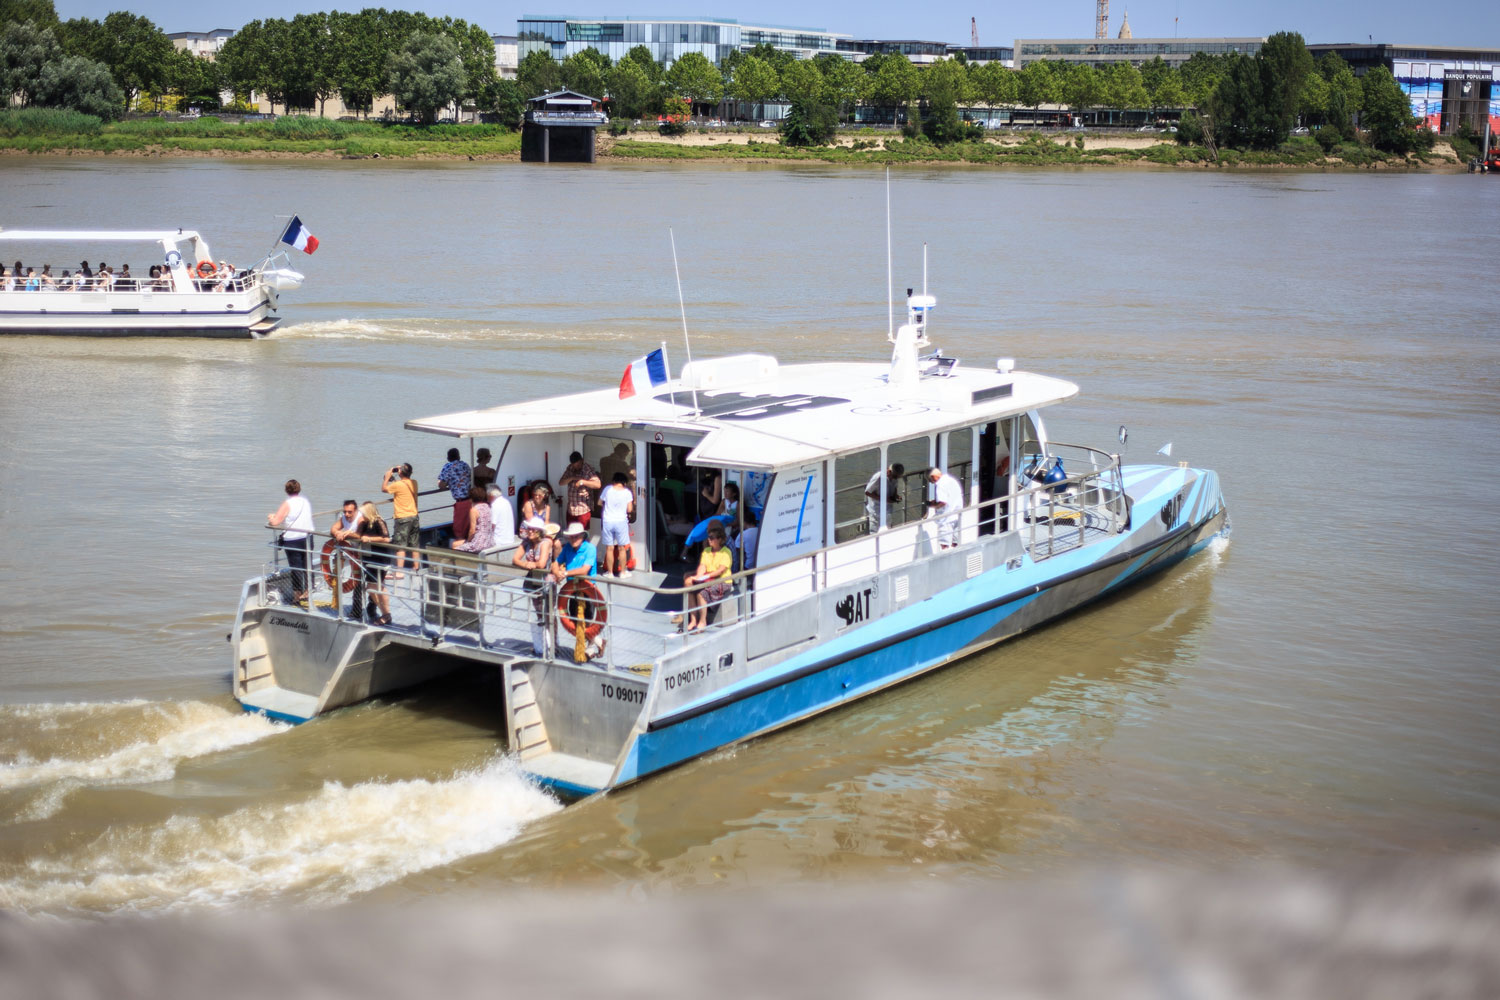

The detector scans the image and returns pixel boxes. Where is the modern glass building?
[1014,37,1265,69]
[517,15,847,67]
[1307,43,1499,134]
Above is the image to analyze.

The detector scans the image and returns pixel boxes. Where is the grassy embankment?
[0,109,1448,168]
[607,129,1424,168]
[0,109,521,157]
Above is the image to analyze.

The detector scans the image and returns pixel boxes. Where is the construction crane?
[1096,0,1109,39]
[971,17,979,46]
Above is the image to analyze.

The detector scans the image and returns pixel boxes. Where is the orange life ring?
[196,261,216,278]
[320,538,358,593]
[557,577,607,642]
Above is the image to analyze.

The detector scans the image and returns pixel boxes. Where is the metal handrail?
[258,454,1124,608]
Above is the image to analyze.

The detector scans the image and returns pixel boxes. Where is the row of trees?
[1192,31,1425,152]
[0,0,195,118]
[216,9,513,122]
[1,1,521,124]
[519,33,1428,152]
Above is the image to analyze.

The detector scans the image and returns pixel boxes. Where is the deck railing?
[253,446,1129,669]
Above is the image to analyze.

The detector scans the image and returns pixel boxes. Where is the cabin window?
[886,435,932,527]
[583,435,637,497]
[834,447,881,543]
[945,426,974,500]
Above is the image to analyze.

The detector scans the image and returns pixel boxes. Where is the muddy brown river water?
[1,159,1497,914]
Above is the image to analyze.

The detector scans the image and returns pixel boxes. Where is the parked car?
[1291,126,1310,135]
[759,120,776,128]
[1136,124,1159,132]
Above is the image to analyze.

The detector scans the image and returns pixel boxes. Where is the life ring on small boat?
[196,261,217,278]
[558,578,607,642]
[320,538,358,593]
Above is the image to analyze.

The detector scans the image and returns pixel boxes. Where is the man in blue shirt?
[551,522,597,580]
[438,447,472,542]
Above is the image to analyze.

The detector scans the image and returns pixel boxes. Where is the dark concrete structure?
[521,90,607,163]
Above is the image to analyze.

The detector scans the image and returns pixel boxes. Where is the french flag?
[279,215,319,254]
[619,348,668,399]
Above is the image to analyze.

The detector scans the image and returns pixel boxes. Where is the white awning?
[0,229,202,243]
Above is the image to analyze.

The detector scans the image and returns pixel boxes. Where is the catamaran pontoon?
[231,289,1228,797]
[0,228,304,337]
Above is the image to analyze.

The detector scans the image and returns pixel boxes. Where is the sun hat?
[563,522,586,536]
[521,516,545,531]
[543,523,560,537]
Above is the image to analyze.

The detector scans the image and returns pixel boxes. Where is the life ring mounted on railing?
[320,538,358,593]
[558,578,607,641]
[196,261,217,279]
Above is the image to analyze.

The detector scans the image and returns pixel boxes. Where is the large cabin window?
[886,435,932,527]
[834,447,880,542]
[945,426,974,500]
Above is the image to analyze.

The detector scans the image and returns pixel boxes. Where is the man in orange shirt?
[382,463,420,578]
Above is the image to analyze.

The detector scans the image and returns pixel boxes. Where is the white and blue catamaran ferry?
[232,289,1228,797]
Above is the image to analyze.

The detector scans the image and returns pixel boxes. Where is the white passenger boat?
[231,288,1228,798]
[0,228,305,337]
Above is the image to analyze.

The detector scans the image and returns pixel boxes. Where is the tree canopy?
[386,30,465,123]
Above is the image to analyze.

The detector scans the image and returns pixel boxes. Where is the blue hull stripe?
[623,511,1223,783]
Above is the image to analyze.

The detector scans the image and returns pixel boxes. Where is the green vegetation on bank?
[607,132,1410,169]
[0,110,520,156]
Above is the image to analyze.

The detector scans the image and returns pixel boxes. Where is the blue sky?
[52,0,1499,49]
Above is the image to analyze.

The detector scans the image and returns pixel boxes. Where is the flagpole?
[661,339,677,409]
[669,228,699,416]
[262,214,295,268]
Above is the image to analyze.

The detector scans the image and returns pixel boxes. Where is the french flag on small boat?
[619,348,668,399]
[279,216,319,254]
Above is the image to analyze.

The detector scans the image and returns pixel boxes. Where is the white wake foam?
[1,756,560,914]
[0,701,287,819]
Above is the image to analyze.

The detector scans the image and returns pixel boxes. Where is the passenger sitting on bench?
[684,525,731,632]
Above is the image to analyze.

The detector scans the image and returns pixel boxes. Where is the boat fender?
[196,261,217,278]
[1025,456,1068,494]
[320,538,358,593]
[558,578,607,648]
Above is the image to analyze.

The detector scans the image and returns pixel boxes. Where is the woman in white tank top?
[268,479,315,604]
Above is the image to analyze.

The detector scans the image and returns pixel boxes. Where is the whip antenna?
[670,228,700,416]
[886,167,893,341]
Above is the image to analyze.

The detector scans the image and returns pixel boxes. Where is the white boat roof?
[407,355,1079,471]
[0,229,202,243]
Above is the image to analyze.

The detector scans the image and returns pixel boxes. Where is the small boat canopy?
[0,229,204,245]
[408,355,1079,473]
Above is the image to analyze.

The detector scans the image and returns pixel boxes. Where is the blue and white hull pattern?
[604,463,1225,791]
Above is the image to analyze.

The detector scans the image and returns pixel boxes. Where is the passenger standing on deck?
[864,463,905,534]
[438,448,472,542]
[331,499,361,543]
[487,484,516,547]
[451,486,494,553]
[926,466,964,549]
[354,501,392,625]
[514,517,554,655]
[558,452,600,529]
[471,448,496,492]
[599,472,635,578]
[382,463,419,578]
[267,479,314,605]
